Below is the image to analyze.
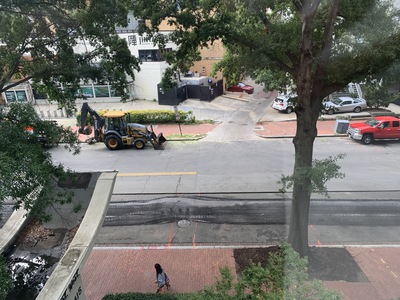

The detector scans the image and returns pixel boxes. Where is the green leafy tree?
[131,0,400,256]
[363,63,400,108]
[0,103,80,222]
[364,80,393,108]
[0,0,140,111]
[0,255,13,300]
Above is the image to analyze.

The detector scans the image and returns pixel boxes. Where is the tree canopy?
[131,0,400,256]
[0,0,140,110]
[0,103,80,221]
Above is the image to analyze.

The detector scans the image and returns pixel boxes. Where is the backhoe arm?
[78,102,105,141]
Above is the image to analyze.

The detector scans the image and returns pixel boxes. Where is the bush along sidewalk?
[76,109,197,126]
[102,244,342,300]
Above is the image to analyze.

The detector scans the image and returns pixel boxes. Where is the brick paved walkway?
[82,246,400,300]
[255,119,355,137]
[82,248,236,300]
[324,247,400,300]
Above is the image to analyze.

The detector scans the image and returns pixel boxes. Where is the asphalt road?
[104,194,400,227]
[93,192,400,246]
[50,137,400,193]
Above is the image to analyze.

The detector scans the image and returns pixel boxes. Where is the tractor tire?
[134,139,146,150]
[105,134,123,150]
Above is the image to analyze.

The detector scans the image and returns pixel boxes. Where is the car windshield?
[238,82,245,87]
[332,99,343,105]
[365,119,379,127]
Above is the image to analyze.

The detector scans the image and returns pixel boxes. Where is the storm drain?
[254,126,264,131]
[177,219,191,228]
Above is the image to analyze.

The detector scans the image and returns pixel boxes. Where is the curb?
[219,94,251,102]
[254,133,347,139]
[165,135,207,141]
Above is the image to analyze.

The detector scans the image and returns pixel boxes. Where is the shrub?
[76,109,196,126]
[103,293,191,300]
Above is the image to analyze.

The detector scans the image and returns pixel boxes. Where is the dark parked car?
[227,82,254,94]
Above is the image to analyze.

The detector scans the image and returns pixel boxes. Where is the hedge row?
[103,293,192,300]
[76,109,196,126]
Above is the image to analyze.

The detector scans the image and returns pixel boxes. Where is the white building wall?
[129,61,169,100]
[73,32,176,101]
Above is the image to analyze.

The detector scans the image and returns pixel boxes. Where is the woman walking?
[155,263,171,293]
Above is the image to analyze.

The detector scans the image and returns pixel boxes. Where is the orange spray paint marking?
[167,223,174,249]
[192,223,198,248]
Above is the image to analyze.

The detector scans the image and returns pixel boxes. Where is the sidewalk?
[82,246,400,300]
[255,119,346,138]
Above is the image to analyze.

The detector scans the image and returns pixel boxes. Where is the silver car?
[323,96,367,115]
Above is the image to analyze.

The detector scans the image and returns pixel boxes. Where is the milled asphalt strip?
[117,172,197,177]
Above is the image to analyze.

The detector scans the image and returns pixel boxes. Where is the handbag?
[164,272,170,283]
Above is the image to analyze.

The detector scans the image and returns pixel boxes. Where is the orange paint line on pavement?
[192,223,198,248]
[167,223,175,249]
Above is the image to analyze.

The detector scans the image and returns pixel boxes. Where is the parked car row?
[272,94,368,115]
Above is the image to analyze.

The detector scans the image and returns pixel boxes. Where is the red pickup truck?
[347,116,400,144]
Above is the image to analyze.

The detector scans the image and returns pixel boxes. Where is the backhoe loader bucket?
[152,133,167,150]
[78,126,92,135]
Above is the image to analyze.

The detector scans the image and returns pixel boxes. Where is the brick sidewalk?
[255,119,352,137]
[82,246,400,300]
[82,248,236,300]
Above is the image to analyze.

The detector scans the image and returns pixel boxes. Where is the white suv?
[272,94,297,114]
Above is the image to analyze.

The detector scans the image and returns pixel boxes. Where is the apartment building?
[1,13,224,104]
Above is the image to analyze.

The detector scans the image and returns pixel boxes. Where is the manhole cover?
[177,219,191,228]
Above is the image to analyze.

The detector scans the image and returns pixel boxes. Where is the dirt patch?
[234,246,280,276]
[233,246,368,282]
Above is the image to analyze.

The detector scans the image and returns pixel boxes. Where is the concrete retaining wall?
[36,172,117,300]
[0,207,30,254]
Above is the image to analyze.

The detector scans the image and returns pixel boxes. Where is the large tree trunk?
[287,0,324,257]
[288,109,318,257]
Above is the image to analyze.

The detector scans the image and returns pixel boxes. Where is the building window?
[5,90,27,103]
[139,48,172,62]
[94,86,110,97]
[81,86,94,98]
